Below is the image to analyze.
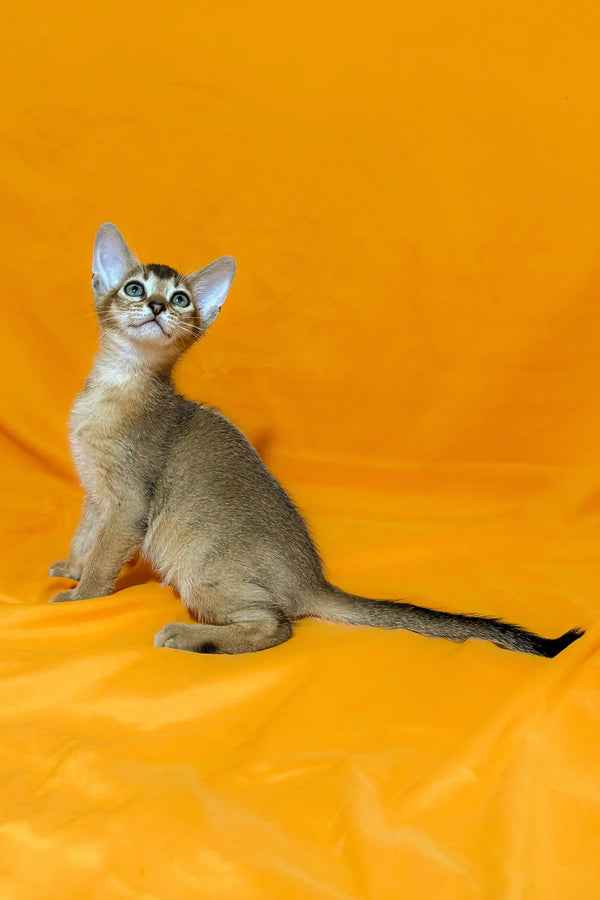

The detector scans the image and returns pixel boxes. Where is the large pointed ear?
[187,256,236,325]
[92,223,137,297]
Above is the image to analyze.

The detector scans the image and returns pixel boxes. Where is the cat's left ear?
[92,223,138,298]
[187,256,236,325]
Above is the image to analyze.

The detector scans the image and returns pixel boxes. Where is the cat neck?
[90,330,177,389]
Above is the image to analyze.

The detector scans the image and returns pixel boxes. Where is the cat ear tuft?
[92,223,137,296]
[188,256,236,325]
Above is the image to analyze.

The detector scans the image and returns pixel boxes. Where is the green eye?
[171,292,190,309]
[124,282,145,298]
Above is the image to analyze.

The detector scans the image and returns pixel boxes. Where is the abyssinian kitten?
[48,223,583,658]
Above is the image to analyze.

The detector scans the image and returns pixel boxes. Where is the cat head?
[91,223,236,350]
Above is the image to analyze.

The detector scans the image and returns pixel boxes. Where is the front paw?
[48,560,80,581]
[49,588,82,603]
[154,623,193,650]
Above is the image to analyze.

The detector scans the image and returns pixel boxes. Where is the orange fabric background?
[1,1,600,897]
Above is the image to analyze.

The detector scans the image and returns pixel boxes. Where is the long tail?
[301,584,584,658]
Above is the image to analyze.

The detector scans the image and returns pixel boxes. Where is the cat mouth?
[130,317,172,339]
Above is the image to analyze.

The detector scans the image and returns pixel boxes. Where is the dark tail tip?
[539,627,585,658]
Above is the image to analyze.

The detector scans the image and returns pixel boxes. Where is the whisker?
[176,328,204,340]
[86,305,207,344]
[176,321,205,337]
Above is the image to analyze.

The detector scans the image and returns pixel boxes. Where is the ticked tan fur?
[48,224,583,658]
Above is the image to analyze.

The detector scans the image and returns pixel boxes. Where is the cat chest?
[69,390,140,499]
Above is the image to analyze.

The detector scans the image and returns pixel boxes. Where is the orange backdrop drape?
[1,1,599,897]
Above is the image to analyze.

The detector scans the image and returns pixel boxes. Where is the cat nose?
[148,298,166,316]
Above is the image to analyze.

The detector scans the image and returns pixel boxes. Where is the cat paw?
[48,560,80,581]
[49,588,81,603]
[154,623,193,650]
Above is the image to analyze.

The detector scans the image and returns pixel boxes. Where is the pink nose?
[148,298,166,316]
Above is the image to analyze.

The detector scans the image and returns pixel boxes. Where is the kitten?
[48,223,583,658]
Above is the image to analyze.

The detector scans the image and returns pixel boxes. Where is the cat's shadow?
[252,428,276,464]
[115,557,157,591]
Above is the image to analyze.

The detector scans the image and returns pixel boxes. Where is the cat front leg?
[48,497,100,582]
[49,512,142,603]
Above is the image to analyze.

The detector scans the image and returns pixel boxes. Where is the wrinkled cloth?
[1,0,599,897]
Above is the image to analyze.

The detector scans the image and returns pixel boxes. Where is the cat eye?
[171,292,191,309]
[124,281,145,298]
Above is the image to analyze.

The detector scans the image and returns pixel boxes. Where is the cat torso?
[69,349,322,609]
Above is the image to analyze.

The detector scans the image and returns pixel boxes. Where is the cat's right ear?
[92,223,137,299]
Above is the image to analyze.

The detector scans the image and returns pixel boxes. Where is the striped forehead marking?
[133,265,188,299]
[145,263,181,281]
